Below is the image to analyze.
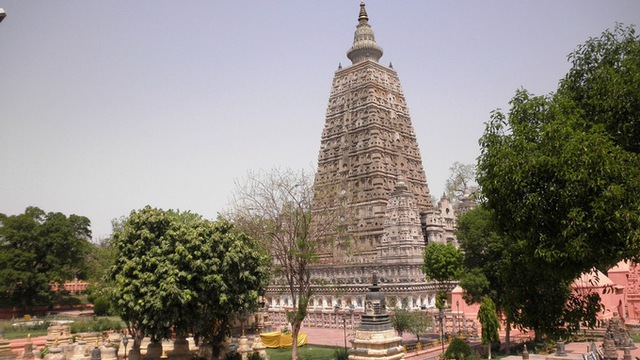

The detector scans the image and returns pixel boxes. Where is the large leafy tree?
[110,206,269,359]
[479,24,640,279]
[0,207,91,309]
[422,242,463,290]
[226,168,339,360]
[477,25,638,339]
[459,207,603,341]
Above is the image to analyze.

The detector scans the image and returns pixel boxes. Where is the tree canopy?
[475,24,639,338]
[422,242,463,287]
[391,309,432,342]
[110,206,270,353]
[0,207,91,309]
[445,162,479,203]
[478,24,640,280]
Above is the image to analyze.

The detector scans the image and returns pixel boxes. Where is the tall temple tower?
[313,1,433,262]
[265,1,455,317]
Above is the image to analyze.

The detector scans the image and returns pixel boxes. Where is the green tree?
[407,311,432,343]
[423,242,463,290]
[391,308,412,338]
[391,309,432,343]
[445,337,474,360]
[479,24,640,282]
[559,24,640,154]
[457,207,513,349]
[445,162,479,203]
[0,207,91,310]
[477,25,639,338]
[110,206,270,359]
[227,168,339,360]
[477,297,500,360]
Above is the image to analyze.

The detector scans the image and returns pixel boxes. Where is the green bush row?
[69,318,123,333]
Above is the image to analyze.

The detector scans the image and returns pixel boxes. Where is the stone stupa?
[349,273,404,359]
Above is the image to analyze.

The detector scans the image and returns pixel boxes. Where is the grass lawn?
[1,328,49,340]
[0,319,49,340]
[265,345,342,360]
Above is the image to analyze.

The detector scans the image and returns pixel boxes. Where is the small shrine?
[349,273,404,360]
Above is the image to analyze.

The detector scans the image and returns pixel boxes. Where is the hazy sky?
[2,1,639,240]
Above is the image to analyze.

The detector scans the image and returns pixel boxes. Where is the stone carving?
[265,0,466,317]
[604,315,636,350]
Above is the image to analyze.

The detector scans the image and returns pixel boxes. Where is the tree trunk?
[291,319,302,360]
[129,334,143,360]
[488,342,492,360]
[534,328,542,342]
[505,319,511,354]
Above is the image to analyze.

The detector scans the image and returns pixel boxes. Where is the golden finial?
[27,334,31,342]
[358,0,368,22]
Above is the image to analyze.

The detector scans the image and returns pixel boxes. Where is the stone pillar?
[169,336,190,360]
[143,342,162,360]
[70,339,88,360]
[522,344,529,360]
[251,336,269,360]
[60,339,76,360]
[603,334,618,360]
[21,335,36,360]
[237,337,251,360]
[99,341,116,360]
[45,343,65,360]
[555,341,567,357]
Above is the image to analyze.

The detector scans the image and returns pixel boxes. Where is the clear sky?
[1,1,639,241]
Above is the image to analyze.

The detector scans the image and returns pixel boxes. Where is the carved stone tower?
[265,1,455,319]
[313,1,432,262]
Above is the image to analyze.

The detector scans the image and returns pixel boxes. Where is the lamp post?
[439,308,445,357]
[342,315,348,351]
[239,312,248,337]
[349,305,355,333]
[456,300,460,336]
[122,334,128,360]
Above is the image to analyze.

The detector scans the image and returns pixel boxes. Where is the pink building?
[451,263,634,332]
[50,278,90,294]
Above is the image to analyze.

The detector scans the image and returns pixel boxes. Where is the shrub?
[92,297,110,316]
[69,317,123,333]
[333,348,349,360]
[445,337,474,360]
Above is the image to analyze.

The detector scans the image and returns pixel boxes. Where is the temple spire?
[358,0,368,22]
[347,1,383,64]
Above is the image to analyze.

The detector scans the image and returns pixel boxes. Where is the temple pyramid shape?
[265,1,460,318]
[313,0,434,263]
